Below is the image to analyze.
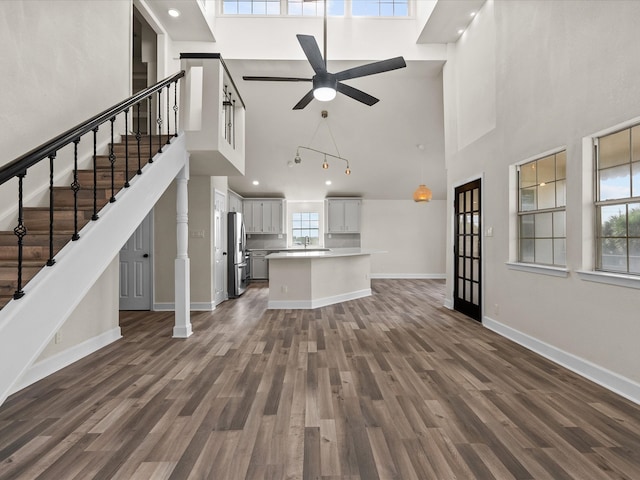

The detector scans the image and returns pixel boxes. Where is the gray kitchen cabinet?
[326,198,361,233]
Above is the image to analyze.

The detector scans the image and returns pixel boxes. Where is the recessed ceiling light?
[168,8,181,18]
[458,29,465,35]
[325,180,332,186]
[470,11,476,17]
[252,180,259,186]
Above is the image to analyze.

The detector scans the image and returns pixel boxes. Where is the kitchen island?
[265,248,383,309]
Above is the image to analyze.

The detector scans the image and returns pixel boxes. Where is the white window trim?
[506,262,569,278]
[509,146,567,269]
[584,117,640,283]
[576,270,640,290]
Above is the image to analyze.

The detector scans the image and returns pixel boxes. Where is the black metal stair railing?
[0,71,185,301]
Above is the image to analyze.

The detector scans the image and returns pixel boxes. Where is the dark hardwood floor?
[1,279,639,479]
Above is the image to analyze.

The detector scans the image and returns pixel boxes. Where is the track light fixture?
[293,110,352,175]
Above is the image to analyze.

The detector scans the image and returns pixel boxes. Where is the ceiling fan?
[242,2,406,110]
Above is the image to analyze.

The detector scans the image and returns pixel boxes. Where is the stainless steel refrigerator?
[227,212,249,298]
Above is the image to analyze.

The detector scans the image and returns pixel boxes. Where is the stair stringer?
[0,134,189,407]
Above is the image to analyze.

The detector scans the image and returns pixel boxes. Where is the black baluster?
[232,99,236,150]
[136,102,142,174]
[124,108,130,188]
[71,138,81,241]
[157,92,163,154]
[109,117,116,203]
[13,172,27,299]
[166,85,170,145]
[148,96,153,164]
[47,153,56,266]
[92,127,99,221]
[173,81,179,137]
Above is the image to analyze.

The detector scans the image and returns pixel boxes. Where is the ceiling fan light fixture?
[314,87,337,102]
[313,74,337,102]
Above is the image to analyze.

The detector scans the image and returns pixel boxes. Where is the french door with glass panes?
[454,179,482,321]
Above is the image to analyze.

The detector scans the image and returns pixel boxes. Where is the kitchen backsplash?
[246,234,287,250]
[324,233,361,248]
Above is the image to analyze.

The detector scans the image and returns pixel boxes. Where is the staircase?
[0,137,160,310]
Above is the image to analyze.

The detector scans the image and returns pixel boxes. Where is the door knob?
[143,253,149,258]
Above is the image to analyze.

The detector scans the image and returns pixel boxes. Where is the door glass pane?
[465,213,472,234]
[472,188,479,212]
[601,205,627,237]
[520,162,537,187]
[601,239,627,271]
[556,151,566,180]
[472,282,479,305]
[520,186,537,211]
[538,182,556,209]
[465,236,472,255]
[472,214,480,234]
[553,211,566,237]
[520,239,534,262]
[458,278,464,296]
[458,214,464,235]
[535,239,553,265]
[458,257,464,276]
[535,212,553,238]
[464,281,472,302]
[458,192,464,211]
[600,129,630,169]
[599,164,631,200]
[472,236,480,258]
[632,125,640,161]
[465,191,472,211]
[537,155,555,184]
[472,259,480,281]
[554,239,566,266]
[465,258,471,278]
[458,236,465,255]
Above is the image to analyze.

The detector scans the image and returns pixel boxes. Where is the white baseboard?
[370,273,446,280]
[11,327,122,395]
[268,288,372,310]
[443,298,453,309]
[153,302,216,311]
[483,316,640,405]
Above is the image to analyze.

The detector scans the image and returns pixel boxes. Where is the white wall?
[361,199,446,277]
[0,0,131,224]
[443,0,640,398]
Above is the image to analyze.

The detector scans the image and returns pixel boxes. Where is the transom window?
[517,151,567,266]
[595,125,640,274]
[292,212,320,246]
[222,0,408,16]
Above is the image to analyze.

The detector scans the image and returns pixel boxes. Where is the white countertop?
[266,248,384,260]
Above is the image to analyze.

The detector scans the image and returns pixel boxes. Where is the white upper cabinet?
[228,190,243,213]
[326,198,361,233]
[243,199,285,234]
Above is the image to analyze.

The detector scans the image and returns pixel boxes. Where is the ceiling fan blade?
[293,90,315,110]
[337,83,379,106]
[243,76,312,82]
[335,56,406,81]
[296,34,327,74]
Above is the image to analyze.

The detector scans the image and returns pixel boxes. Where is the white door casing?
[214,190,226,306]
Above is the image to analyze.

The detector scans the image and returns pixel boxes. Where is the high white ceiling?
[143,0,484,201]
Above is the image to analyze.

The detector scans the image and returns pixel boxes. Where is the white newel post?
[173,164,192,338]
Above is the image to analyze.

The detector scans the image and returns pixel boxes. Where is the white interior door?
[214,190,226,306]
[119,212,153,310]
